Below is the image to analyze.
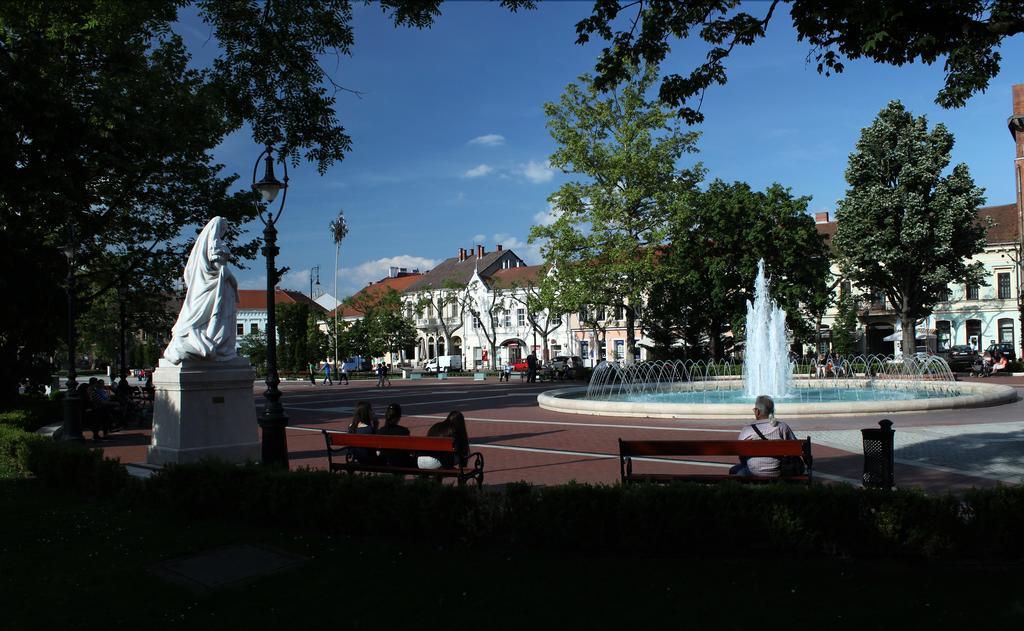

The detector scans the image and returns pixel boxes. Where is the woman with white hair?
[729,394,798,477]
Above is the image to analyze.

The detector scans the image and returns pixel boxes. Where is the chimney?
[476,244,484,258]
[458,248,465,262]
[1013,84,1024,156]
[814,211,829,223]
[496,244,503,252]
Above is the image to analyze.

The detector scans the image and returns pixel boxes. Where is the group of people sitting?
[77,377,149,440]
[345,401,469,469]
[974,351,1010,377]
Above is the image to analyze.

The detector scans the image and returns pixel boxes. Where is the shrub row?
[144,460,1024,560]
[8,436,1024,560]
[0,397,63,433]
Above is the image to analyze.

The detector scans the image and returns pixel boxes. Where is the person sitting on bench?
[729,395,797,478]
[377,403,414,467]
[417,410,469,470]
[346,401,379,464]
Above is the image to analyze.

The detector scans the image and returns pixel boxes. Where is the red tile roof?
[978,203,1019,244]
[237,288,327,312]
[489,265,545,289]
[328,273,423,318]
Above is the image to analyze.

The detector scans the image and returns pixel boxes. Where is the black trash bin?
[861,419,895,489]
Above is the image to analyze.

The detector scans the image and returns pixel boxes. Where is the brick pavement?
[98,376,1024,491]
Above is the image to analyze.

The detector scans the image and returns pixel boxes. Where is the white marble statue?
[163,216,239,364]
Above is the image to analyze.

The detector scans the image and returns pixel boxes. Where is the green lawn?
[2,478,1022,630]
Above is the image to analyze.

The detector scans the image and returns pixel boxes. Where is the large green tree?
[529,66,701,364]
[832,100,986,357]
[575,0,1024,123]
[652,180,830,359]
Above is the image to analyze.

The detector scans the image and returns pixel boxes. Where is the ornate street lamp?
[252,145,290,467]
[61,234,84,441]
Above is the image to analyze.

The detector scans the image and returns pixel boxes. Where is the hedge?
[6,435,1023,560]
[0,397,63,433]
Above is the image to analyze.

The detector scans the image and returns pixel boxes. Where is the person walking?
[339,363,349,385]
[308,362,317,386]
[384,363,392,387]
[322,361,333,385]
[375,362,386,388]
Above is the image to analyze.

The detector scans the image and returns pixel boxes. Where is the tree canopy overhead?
[576,0,1024,123]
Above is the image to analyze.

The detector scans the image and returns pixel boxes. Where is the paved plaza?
[100,376,1024,491]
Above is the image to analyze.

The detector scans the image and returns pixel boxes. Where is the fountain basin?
[538,379,1017,419]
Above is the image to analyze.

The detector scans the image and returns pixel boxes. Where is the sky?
[177,2,1024,301]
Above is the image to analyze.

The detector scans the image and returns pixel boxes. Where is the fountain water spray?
[743,259,792,398]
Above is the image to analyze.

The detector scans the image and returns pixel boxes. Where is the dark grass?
[2,478,1022,630]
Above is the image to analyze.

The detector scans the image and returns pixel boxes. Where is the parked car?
[946,345,979,371]
[552,355,583,371]
[984,342,1017,362]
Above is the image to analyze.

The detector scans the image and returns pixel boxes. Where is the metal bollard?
[861,419,895,489]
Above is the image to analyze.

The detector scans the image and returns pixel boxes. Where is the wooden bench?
[322,430,484,486]
[618,438,813,485]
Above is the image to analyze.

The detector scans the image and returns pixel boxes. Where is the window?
[503,312,511,328]
[614,305,624,320]
[580,340,589,359]
[472,315,481,330]
[937,287,951,302]
[936,321,951,351]
[517,308,525,326]
[998,273,1011,299]
[999,318,1014,346]
[578,306,589,322]
[614,340,624,360]
[841,280,852,296]
[450,303,458,318]
[967,284,979,300]
[595,306,606,321]
[237,323,244,336]
[251,323,259,334]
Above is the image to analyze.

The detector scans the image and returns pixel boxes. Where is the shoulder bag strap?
[750,423,768,440]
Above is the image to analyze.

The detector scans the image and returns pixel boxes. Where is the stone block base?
[148,357,260,465]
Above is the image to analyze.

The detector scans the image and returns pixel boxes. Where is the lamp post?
[61,235,84,441]
[252,145,290,467]
[117,280,128,387]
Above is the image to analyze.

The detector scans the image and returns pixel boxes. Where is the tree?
[467,280,506,370]
[507,269,568,362]
[529,65,701,364]
[653,180,830,359]
[239,330,268,374]
[0,2,258,402]
[275,303,313,372]
[832,100,987,357]
[416,280,473,359]
[831,288,860,356]
[574,0,1024,123]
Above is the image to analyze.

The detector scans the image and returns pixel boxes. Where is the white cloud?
[339,255,438,295]
[471,234,486,244]
[463,164,494,178]
[521,160,554,183]
[238,275,266,290]
[533,203,561,227]
[468,134,505,146]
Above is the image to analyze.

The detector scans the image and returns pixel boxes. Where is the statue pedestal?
[147,357,260,465]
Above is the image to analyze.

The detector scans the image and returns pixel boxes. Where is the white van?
[424,355,463,373]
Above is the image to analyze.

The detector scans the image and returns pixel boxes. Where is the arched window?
[936,321,951,351]
[998,318,1014,347]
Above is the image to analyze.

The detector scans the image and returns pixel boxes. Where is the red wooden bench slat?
[326,433,456,452]
[626,473,811,483]
[620,440,807,457]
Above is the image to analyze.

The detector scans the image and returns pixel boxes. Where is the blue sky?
[179,2,1024,300]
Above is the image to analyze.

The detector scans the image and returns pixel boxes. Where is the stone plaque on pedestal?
[147,357,259,465]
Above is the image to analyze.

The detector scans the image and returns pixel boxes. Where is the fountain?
[541,261,1017,418]
[743,259,791,399]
